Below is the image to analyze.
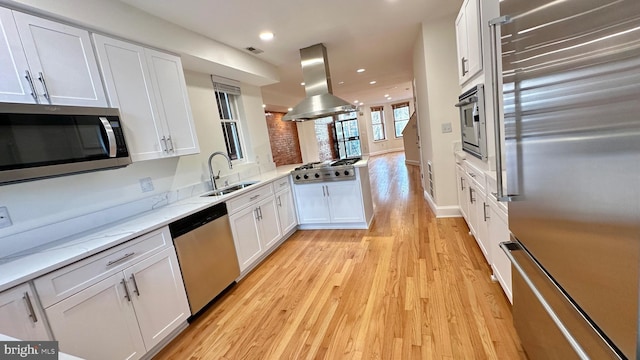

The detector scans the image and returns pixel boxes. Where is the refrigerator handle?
[489,16,513,202]
[500,241,590,360]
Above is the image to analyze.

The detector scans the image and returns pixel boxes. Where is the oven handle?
[99,117,117,157]
[454,96,478,108]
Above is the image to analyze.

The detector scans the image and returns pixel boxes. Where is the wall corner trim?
[423,190,462,218]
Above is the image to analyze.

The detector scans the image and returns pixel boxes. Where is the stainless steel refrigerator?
[489,1,640,358]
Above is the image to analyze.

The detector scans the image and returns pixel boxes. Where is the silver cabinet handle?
[106,252,135,267]
[461,57,468,75]
[24,70,39,103]
[325,185,330,197]
[322,186,326,197]
[99,117,117,157]
[483,203,490,221]
[257,206,263,220]
[461,177,466,190]
[121,279,131,302]
[254,208,259,220]
[489,16,512,202]
[37,72,50,102]
[23,292,37,323]
[166,136,174,152]
[160,136,168,152]
[500,242,589,359]
[277,195,282,207]
[250,195,260,201]
[469,172,476,178]
[469,187,475,203]
[130,274,140,296]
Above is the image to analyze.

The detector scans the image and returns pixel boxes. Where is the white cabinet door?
[488,200,512,303]
[474,187,490,264]
[464,0,482,79]
[229,206,263,272]
[276,187,297,235]
[256,196,282,251]
[326,181,364,223]
[456,166,469,220]
[0,8,35,103]
[455,0,482,84]
[0,283,50,341]
[294,183,330,224]
[145,49,199,157]
[46,273,146,360]
[125,247,190,350]
[93,34,165,161]
[467,180,478,236]
[12,12,106,107]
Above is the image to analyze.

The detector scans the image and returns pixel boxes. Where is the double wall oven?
[456,84,487,160]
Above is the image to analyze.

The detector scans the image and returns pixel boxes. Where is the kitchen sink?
[201,181,259,197]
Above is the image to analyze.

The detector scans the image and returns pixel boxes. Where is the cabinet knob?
[344,170,350,176]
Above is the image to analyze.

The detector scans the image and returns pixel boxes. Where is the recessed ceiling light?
[387,97,392,100]
[259,32,274,41]
[359,102,364,106]
[338,81,344,85]
[369,81,377,85]
[354,100,359,104]
[384,94,390,97]
[300,82,305,86]
[287,107,293,111]
[356,68,365,73]
[262,104,266,108]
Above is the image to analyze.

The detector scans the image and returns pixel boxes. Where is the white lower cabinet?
[0,282,50,341]
[456,165,469,220]
[36,227,190,360]
[294,180,365,226]
[470,182,490,264]
[228,183,286,274]
[275,185,297,235]
[487,196,512,303]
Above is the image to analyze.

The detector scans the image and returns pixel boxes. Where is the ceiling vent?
[245,46,264,55]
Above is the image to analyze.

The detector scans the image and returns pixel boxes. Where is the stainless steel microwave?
[0,103,131,184]
[455,84,487,160]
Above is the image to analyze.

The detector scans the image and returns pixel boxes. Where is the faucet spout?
[208,151,233,190]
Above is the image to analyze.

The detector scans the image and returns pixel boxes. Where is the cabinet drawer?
[34,227,171,308]
[274,176,291,193]
[464,162,486,190]
[227,183,274,214]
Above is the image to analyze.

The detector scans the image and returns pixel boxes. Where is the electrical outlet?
[0,207,12,229]
[441,122,453,133]
[139,177,155,192]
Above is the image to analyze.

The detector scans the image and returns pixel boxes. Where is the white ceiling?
[120,0,462,113]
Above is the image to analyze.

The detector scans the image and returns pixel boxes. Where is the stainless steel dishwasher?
[169,202,240,316]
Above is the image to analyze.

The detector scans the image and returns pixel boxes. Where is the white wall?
[413,16,463,216]
[360,100,414,156]
[0,70,274,255]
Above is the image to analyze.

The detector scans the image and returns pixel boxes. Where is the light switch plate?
[441,122,453,133]
[0,207,12,229]
[139,177,155,192]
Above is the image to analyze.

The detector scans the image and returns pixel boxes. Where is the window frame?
[213,85,246,163]
[392,102,410,138]
[370,106,386,142]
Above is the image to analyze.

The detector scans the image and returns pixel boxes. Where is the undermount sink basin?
[201,181,259,197]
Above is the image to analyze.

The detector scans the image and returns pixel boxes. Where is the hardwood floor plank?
[153,152,526,360]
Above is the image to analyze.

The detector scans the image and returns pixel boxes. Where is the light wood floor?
[154,152,526,359]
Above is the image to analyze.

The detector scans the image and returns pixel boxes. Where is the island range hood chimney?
[282,44,357,121]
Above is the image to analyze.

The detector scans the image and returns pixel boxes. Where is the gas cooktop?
[291,158,360,183]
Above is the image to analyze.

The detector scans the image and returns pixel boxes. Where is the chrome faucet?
[208,151,233,190]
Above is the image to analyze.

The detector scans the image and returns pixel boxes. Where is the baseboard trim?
[405,159,420,166]
[423,190,462,218]
[368,149,404,157]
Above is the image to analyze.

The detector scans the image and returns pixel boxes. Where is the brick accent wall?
[314,117,338,161]
[265,112,303,166]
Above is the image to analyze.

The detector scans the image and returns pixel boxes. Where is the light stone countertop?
[0,164,299,292]
[0,157,369,293]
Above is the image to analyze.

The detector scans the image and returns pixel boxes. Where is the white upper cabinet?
[94,34,199,161]
[10,11,107,106]
[455,0,482,84]
[0,7,34,103]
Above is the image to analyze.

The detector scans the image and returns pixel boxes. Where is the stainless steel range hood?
[282,44,357,121]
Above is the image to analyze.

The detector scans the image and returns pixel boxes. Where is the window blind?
[211,76,241,95]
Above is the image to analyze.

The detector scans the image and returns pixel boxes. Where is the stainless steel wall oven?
[456,84,487,160]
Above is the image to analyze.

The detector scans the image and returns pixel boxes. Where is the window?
[213,80,244,161]
[392,102,410,138]
[370,106,386,141]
